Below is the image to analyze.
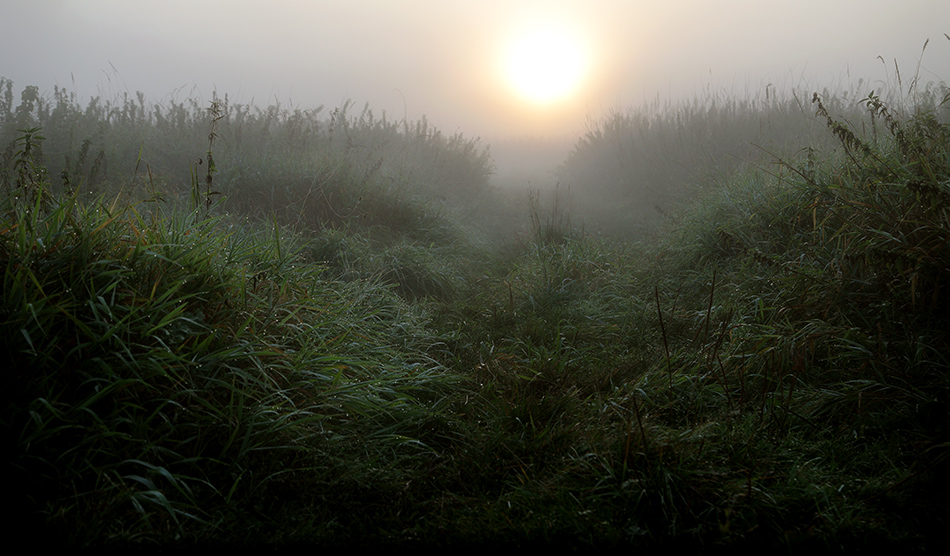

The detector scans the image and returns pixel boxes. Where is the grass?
[2,179,464,545]
[3,52,950,550]
[554,73,949,238]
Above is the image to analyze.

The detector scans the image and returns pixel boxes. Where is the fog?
[2,0,948,181]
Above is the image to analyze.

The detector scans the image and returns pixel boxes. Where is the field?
[3,62,950,551]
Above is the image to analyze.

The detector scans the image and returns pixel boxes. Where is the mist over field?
[4,0,950,551]
[3,1,948,172]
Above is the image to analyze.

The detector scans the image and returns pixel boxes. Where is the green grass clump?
[630,83,950,544]
[1,182,464,544]
[555,77,950,237]
[0,79,493,248]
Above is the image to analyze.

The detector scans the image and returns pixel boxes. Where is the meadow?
[2,59,949,551]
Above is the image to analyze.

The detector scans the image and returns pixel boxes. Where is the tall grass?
[1,154,464,543]
[3,54,950,550]
[0,79,493,238]
[556,77,950,237]
[431,64,950,548]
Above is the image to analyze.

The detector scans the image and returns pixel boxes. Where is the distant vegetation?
[3,43,950,551]
[556,77,950,236]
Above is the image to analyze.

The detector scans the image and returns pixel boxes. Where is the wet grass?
[3,61,950,550]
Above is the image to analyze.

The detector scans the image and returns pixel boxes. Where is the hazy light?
[1,1,946,139]
[503,27,587,105]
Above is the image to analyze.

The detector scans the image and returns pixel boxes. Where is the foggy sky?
[2,0,948,142]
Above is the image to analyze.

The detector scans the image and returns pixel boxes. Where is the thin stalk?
[655,285,672,389]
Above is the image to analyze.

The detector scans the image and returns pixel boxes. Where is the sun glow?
[502,26,587,106]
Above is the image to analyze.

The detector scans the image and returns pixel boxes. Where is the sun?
[502,27,587,106]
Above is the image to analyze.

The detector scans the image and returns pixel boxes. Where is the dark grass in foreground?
[3,71,950,550]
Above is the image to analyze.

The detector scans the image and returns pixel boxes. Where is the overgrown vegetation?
[556,74,950,236]
[3,43,950,550]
